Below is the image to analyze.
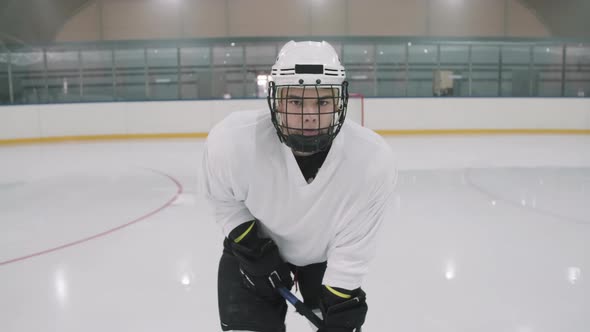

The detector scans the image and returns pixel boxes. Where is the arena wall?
[1,98,589,144]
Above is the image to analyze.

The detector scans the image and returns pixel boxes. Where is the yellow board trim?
[325,285,352,299]
[234,221,256,244]
[1,129,589,146]
[374,129,590,136]
[0,133,209,146]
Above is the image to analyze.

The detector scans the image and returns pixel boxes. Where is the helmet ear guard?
[267,41,349,154]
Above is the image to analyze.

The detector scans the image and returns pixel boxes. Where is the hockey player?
[201,40,397,332]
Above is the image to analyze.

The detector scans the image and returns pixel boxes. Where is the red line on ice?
[0,169,183,267]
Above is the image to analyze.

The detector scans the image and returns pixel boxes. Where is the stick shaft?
[276,287,324,328]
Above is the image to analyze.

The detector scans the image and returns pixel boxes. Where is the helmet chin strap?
[285,134,332,154]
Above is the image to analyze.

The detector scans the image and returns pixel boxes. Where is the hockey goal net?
[346,93,365,127]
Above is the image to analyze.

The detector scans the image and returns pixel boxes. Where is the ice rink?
[1,135,589,332]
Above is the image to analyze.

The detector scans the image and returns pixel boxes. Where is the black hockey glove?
[228,220,293,300]
[318,286,368,332]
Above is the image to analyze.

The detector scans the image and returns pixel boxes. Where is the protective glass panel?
[565,45,590,97]
[147,48,178,100]
[46,50,80,103]
[533,46,563,97]
[9,50,46,104]
[81,50,114,102]
[407,45,437,96]
[501,45,532,96]
[0,53,9,104]
[115,49,146,101]
[471,45,500,97]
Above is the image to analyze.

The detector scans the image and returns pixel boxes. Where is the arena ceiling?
[0,0,588,46]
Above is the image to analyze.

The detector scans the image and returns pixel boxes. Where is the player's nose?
[302,110,318,122]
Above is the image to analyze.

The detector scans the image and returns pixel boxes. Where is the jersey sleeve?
[323,149,397,290]
[200,123,256,237]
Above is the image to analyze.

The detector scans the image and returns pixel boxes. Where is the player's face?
[277,87,338,137]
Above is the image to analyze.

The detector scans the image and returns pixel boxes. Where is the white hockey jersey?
[201,109,397,290]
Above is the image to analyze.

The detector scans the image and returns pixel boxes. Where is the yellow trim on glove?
[325,285,352,299]
[233,221,256,243]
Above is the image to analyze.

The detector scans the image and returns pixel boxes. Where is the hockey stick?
[268,271,324,328]
[271,272,362,332]
[275,286,324,329]
[276,286,362,332]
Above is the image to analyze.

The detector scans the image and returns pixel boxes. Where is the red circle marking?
[0,169,183,267]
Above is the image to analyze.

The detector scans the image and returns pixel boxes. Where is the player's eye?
[288,99,302,106]
[318,100,331,107]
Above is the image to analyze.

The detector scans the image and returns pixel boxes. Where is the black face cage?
[267,81,349,154]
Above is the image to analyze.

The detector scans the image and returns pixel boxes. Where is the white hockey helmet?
[270,40,346,86]
[267,41,349,153]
